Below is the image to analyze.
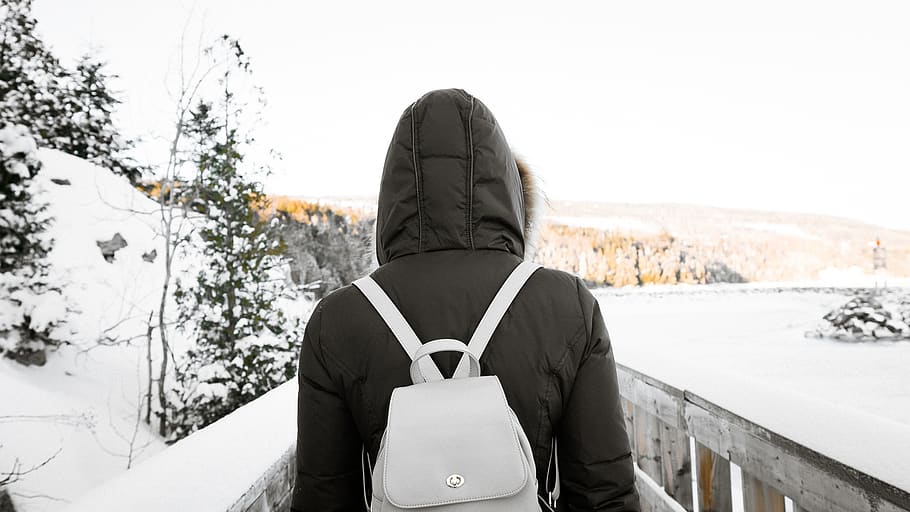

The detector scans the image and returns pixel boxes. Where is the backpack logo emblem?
[446,474,465,488]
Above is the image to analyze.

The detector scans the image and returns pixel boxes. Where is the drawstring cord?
[361,445,372,510]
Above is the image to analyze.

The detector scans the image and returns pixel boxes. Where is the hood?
[375,89,540,266]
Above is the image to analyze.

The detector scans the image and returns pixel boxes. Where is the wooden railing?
[616,363,910,512]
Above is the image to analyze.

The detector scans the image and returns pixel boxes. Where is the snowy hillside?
[0,150,184,511]
[0,150,231,511]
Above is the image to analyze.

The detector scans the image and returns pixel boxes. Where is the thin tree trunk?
[157,201,172,437]
[145,310,153,425]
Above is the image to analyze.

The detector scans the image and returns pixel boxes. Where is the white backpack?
[353,261,557,511]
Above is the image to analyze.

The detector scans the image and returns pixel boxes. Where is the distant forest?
[262,198,910,289]
[262,196,373,298]
[536,224,748,286]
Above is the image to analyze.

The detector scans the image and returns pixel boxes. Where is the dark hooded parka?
[292,89,639,512]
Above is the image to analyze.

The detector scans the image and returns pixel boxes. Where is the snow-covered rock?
[95,232,128,262]
[808,292,910,342]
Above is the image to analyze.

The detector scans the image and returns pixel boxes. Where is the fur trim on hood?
[514,154,545,260]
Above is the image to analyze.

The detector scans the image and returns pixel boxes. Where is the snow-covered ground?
[598,285,910,492]
[60,380,298,512]
[0,150,183,511]
[739,221,817,240]
[0,344,165,510]
[0,149,312,512]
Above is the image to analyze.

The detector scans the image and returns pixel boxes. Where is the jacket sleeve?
[291,302,365,512]
[556,279,640,512]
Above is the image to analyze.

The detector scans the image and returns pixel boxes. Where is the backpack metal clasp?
[445,474,465,488]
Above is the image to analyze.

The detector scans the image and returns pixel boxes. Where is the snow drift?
[1,149,192,512]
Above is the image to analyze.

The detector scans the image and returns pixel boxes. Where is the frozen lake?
[597,285,910,491]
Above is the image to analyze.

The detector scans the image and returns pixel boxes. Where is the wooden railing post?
[634,404,664,486]
[660,422,693,511]
[696,441,732,512]
[624,398,637,456]
[741,470,785,512]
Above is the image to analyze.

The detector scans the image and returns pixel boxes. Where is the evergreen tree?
[0,0,142,181]
[0,0,68,143]
[0,123,65,365]
[64,54,142,181]
[0,124,47,275]
[167,37,302,440]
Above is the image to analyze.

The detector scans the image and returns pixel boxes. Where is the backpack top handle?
[409,338,481,384]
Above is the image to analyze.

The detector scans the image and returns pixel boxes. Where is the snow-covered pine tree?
[167,37,302,440]
[0,0,142,182]
[0,0,66,143]
[0,123,66,365]
[0,125,47,275]
[64,54,142,182]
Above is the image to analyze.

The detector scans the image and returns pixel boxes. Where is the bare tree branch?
[0,445,62,486]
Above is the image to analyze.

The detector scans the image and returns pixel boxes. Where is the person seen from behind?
[292,88,640,512]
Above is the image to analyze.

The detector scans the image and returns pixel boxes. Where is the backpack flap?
[382,375,530,508]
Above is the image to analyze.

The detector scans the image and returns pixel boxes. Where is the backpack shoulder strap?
[454,261,542,378]
[352,276,444,382]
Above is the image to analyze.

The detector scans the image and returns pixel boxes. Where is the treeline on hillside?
[536,224,747,286]
[140,189,374,301]
[535,221,905,286]
[264,196,374,299]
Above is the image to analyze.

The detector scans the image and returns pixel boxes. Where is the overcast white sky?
[33,1,910,230]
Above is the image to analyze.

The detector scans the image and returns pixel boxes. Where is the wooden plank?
[635,464,691,512]
[623,398,637,456]
[641,497,654,512]
[634,404,664,486]
[617,364,685,429]
[660,422,693,512]
[696,441,733,512]
[287,451,296,489]
[742,470,785,512]
[684,392,910,512]
[229,445,296,512]
[265,449,293,511]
